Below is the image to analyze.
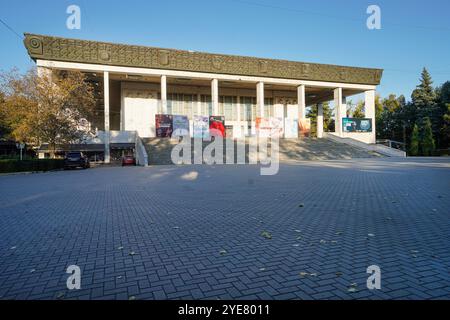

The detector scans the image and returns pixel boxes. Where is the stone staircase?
[142,137,384,165]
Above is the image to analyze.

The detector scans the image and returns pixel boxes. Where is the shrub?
[0,159,65,173]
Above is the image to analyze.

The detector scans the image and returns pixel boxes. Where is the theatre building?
[24,33,385,164]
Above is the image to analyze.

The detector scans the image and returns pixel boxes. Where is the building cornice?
[24,33,383,85]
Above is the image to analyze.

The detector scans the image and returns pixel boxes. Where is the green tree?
[436,81,450,149]
[307,102,333,137]
[421,117,435,156]
[409,124,420,156]
[352,100,365,118]
[411,68,440,140]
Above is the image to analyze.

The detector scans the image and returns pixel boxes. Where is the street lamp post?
[16,143,25,161]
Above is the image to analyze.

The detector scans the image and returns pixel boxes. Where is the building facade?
[24,34,383,163]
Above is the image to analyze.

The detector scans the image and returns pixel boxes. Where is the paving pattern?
[0,158,449,300]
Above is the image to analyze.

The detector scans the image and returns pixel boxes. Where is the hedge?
[0,159,65,173]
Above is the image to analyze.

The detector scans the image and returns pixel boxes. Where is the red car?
[122,155,136,166]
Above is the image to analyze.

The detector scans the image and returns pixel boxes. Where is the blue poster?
[193,116,209,139]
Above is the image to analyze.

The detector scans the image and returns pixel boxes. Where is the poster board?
[172,115,190,137]
[155,114,173,137]
[284,118,299,138]
[193,116,210,139]
[256,117,283,138]
[209,116,226,137]
[299,118,311,138]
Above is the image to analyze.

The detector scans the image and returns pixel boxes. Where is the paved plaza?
[0,158,449,300]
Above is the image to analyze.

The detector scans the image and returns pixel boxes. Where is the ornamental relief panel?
[24,34,382,85]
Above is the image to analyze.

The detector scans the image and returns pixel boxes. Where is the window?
[264,98,274,118]
[167,93,196,119]
[240,97,256,121]
[219,96,238,121]
[201,95,212,116]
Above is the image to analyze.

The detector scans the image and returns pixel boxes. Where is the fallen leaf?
[56,292,65,299]
[299,272,308,277]
[260,231,272,240]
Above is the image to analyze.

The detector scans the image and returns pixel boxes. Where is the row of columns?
[103,71,376,163]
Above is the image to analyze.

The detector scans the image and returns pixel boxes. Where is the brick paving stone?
[0,158,449,300]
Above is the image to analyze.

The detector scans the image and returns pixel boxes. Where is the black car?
[64,152,90,169]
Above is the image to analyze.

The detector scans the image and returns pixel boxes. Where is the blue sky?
[1,0,449,101]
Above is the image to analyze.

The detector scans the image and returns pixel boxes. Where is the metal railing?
[376,139,406,151]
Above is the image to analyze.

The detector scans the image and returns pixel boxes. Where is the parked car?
[122,155,136,166]
[64,152,90,169]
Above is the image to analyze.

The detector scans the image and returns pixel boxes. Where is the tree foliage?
[421,117,435,156]
[307,102,334,137]
[0,69,96,155]
[376,68,449,155]
[409,124,420,156]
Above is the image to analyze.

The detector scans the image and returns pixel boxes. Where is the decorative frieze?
[24,34,382,85]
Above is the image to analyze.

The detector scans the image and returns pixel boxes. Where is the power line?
[0,18,23,40]
[229,0,450,32]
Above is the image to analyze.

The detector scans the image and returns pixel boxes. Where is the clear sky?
[1,0,449,101]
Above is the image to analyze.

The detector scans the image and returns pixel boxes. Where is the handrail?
[134,135,149,167]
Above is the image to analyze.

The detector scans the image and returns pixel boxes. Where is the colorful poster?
[172,115,190,137]
[193,116,210,139]
[155,114,173,137]
[299,118,311,138]
[343,118,372,133]
[256,117,283,138]
[284,118,299,138]
[209,116,226,138]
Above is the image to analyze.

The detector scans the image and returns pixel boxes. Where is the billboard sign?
[343,118,372,133]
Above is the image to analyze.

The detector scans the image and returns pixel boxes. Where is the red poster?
[209,116,226,138]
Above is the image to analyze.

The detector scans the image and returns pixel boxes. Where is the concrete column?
[297,84,306,120]
[317,103,324,138]
[365,89,376,143]
[257,82,265,118]
[211,79,219,115]
[197,93,201,116]
[161,75,167,114]
[334,88,346,137]
[104,71,110,164]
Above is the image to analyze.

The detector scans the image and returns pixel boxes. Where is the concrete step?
[142,137,384,165]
